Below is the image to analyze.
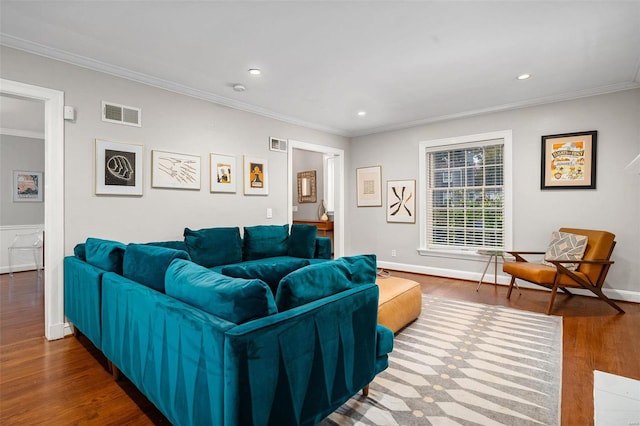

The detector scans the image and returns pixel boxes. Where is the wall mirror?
[297,170,317,203]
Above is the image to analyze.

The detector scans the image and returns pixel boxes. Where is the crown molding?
[350,81,640,138]
[0,127,44,139]
[0,34,349,137]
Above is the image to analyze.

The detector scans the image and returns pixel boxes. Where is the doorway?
[287,140,345,258]
[0,78,65,340]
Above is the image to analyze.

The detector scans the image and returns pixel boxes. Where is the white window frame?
[418,130,513,257]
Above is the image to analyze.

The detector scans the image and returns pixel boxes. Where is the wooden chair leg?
[362,385,369,397]
[506,276,516,299]
[590,286,625,314]
[546,282,561,315]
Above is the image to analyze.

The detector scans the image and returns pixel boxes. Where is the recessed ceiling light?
[248,68,261,75]
[232,84,246,92]
[517,73,531,80]
[357,111,367,116]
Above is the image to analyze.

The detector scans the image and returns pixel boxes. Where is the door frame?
[287,140,345,258]
[1,78,66,340]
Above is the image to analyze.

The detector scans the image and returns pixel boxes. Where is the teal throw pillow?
[123,244,190,293]
[183,227,242,268]
[243,225,289,261]
[275,261,352,311]
[146,240,188,252]
[288,224,317,258]
[221,259,310,294]
[73,243,86,261]
[165,259,277,325]
[85,238,126,274]
[336,254,377,285]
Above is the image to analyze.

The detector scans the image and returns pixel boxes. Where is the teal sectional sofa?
[64,224,393,425]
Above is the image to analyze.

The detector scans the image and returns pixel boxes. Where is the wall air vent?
[102,101,141,127]
[269,137,287,153]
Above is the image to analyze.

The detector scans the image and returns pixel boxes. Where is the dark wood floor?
[1,270,638,425]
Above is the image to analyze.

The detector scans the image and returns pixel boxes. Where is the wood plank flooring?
[1,270,638,425]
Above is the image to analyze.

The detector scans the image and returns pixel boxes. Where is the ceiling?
[1,1,639,137]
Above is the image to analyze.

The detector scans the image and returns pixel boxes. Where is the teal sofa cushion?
[287,224,317,258]
[336,254,377,285]
[183,227,242,268]
[314,237,332,259]
[243,225,289,261]
[221,258,310,294]
[123,244,190,293]
[165,259,277,325]
[275,261,352,311]
[73,243,86,261]
[84,238,126,274]
[146,240,188,252]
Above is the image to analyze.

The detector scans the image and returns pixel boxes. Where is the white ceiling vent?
[102,101,141,127]
[269,137,287,153]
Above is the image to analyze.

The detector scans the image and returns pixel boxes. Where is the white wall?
[349,89,640,299]
[292,148,324,221]
[0,46,350,254]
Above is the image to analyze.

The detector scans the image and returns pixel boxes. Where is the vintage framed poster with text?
[541,130,597,190]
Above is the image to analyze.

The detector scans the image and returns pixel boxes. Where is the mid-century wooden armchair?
[503,227,624,315]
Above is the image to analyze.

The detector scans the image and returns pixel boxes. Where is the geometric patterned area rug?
[321,295,562,426]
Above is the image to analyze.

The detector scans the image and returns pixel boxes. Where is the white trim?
[377,260,640,304]
[418,130,513,253]
[288,140,345,258]
[0,78,66,341]
[0,127,44,139]
[1,35,347,137]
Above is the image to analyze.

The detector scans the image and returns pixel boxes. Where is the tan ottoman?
[376,276,422,333]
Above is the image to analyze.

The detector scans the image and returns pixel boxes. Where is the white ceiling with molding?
[1,1,639,137]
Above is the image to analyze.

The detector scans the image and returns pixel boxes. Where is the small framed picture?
[151,150,201,190]
[243,156,268,196]
[387,179,416,223]
[95,139,143,196]
[13,171,43,202]
[356,165,382,207]
[541,130,597,189]
[210,153,237,193]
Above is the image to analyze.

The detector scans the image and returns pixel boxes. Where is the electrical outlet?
[391,249,397,257]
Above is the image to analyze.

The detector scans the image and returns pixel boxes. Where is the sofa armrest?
[64,256,104,349]
[314,237,332,259]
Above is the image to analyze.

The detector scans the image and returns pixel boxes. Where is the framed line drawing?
[95,139,143,196]
[210,153,237,193]
[151,150,201,190]
[244,156,268,196]
[13,170,43,202]
[541,130,597,189]
[356,165,382,207]
[387,179,416,223]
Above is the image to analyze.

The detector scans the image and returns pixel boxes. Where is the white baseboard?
[377,260,640,304]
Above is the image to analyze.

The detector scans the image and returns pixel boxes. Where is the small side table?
[476,249,505,291]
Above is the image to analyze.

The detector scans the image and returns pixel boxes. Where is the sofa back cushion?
[275,254,377,311]
[123,244,190,293]
[183,227,242,268]
[287,224,317,258]
[165,259,277,325]
[85,238,126,274]
[221,258,310,294]
[146,240,188,252]
[73,243,87,261]
[243,225,289,261]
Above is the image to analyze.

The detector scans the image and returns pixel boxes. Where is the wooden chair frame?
[505,240,624,315]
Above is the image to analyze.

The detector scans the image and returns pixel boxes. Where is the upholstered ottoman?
[376,276,422,333]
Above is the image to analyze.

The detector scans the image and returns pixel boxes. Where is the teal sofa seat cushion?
[243,224,289,261]
[165,259,277,325]
[184,226,242,268]
[275,261,352,311]
[336,254,377,285]
[221,258,310,294]
[376,324,394,356]
[123,244,190,293]
[288,224,317,258]
[85,237,126,274]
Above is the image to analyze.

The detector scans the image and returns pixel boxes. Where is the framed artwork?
[151,150,201,190]
[356,165,382,207]
[210,153,237,193]
[13,171,43,202]
[541,130,597,189]
[95,139,143,196]
[243,156,268,195]
[297,170,317,203]
[387,179,416,223]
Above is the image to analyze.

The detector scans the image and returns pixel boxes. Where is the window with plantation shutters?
[418,131,512,254]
